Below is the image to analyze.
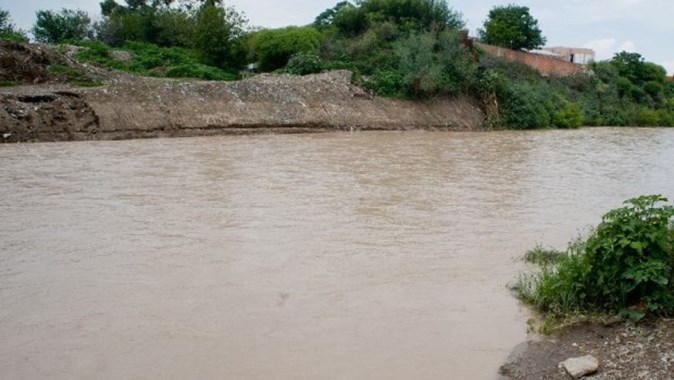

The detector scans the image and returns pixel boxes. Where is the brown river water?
[1,128,674,379]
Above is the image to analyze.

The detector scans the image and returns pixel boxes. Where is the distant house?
[540,47,595,64]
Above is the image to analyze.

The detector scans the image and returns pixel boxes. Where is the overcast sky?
[1,0,672,74]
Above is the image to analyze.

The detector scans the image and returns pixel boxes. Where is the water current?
[1,128,673,379]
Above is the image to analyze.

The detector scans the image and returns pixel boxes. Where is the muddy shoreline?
[500,319,674,379]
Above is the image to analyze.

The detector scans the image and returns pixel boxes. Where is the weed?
[523,243,566,265]
[0,80,21,87]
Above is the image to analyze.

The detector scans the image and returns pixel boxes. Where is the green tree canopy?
[0,8,14,32]
[332,0,464,36]
[32,8,93,43]
[250,26,322,71]
[314,1,350,27]
[479,5,546,51]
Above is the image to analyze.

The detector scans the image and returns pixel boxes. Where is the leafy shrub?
[636,108,661,126]
[251,26,322,72]
[518,195,674,320]
[366,69,404,97]
[552,101,584,129]
[285,52,324,75]
[501,82,552,129]
[75,40,237,81]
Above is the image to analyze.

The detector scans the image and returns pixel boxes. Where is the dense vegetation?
[518,195,674,322]
[1,1,673,128]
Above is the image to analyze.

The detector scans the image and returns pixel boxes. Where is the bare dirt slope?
[0,41,484,143]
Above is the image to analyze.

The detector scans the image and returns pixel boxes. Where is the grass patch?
[523,243,566,265]
[75,40,237,81]
[73,79,104,87]
[48,63,83,79]
[0,80,22,87]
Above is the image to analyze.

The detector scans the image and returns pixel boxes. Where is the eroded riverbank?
[0,70,484,143]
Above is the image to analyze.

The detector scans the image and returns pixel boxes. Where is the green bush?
[164,64,236,81]
[518,195,674,320]
[552,101,584,129]
[636,108,661,126]
[501,82,552,129]
[366,69,404,97]
[75,40,237,81]
[251,26,322,72]
[285,52,324,75]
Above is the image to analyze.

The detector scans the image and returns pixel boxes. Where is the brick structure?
[542,47,595,64]
[476,42,586,77]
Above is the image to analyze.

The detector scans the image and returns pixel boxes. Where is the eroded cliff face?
[0,42,484,143]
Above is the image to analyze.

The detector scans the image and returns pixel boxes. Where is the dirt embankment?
[0,41,484,143]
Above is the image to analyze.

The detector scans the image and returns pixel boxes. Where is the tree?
[314,1,350,27]
[0,9,13,32]
[479,5,546,51]
[1,8,28,42]
[193,2,230,66]
[332,0,464,36]
[32,8,93,43]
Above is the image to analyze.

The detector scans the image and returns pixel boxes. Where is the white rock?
[561,355,599,378]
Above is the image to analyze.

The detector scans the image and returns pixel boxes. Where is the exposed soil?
[500,319,674,379]
[0,41,485,143]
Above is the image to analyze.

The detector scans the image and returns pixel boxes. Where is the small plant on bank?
[523,243,566,265]
[517,195,674,323]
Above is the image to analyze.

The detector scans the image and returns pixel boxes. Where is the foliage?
[193,2,230,66]
[76,40,237,81]
[32,8,93,43]
[314,1,350,27]
[285,52,324,75]
[251,26,322,72]
[479,5,546,51]
[0,8,28,42]
[500,82,552,129]
[331,0,464,36]
[518,195,674,320]
[552,101,584,129]
[524,244,566,265]
[95,0,248,69]
[390,29,474,97]
[0,80,22,87]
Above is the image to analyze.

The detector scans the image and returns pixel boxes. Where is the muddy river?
[1,128,673,379]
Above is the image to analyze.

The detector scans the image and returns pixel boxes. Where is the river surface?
[1,128,673,379]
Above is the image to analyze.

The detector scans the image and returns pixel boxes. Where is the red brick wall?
[476,42,583,77]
